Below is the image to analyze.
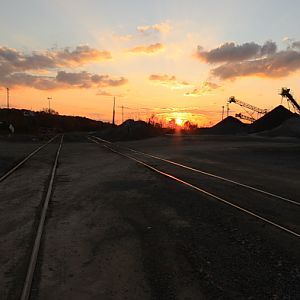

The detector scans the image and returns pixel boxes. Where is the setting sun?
[175,118,183,126]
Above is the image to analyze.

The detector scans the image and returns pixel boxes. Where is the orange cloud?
[149,74,192,89]
[55,45,112,65]
[128,43,164,55]
[96,89,124,97]
[137,21,171,34]
[184,81,221,96]
[113,34,133,42]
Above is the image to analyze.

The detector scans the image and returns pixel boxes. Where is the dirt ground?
[0,134,299,299]
[121,135,300,200]
[0,140,61,299]
[0,141,43,175]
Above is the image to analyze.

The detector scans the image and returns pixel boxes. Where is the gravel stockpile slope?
[249,105,296,133]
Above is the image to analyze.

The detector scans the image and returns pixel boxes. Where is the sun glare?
[175,118,183,126]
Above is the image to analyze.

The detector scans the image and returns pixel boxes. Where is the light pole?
[47,97,52,113]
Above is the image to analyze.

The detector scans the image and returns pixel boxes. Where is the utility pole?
[122,105,124,123]
[6,87,10,109]
[112,97,116,125]
[47,97,52,113]
[222,106,224,120]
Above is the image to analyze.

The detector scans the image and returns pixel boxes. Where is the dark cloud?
[0,71,128,90]
[54,71,127,89]
[56,71,92,88]
[0,72,60,90]
[261,41,277,56]
[196,41,277,63]
[196,40,300,79]
[292,40,300,50]
[90,74,128,87]
[0,47,20,61]
[212,49,300,79]
[0,47,55,74]
[0,45,112,73]
[0,45,128,90]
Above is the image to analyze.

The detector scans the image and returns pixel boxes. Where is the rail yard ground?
[0,133,300,299]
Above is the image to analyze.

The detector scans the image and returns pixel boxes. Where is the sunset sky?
[1,0,300,126]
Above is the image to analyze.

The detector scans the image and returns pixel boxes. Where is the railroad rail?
[88,136,300,240]
[0,135,59,183]
[18,134,64,300]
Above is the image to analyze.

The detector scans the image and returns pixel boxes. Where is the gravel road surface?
[0,134,299,299]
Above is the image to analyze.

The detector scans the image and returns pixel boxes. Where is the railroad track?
[20,134,64,300]
[0,135,59,183]
[0,134,64,300]
[88,135,300,240]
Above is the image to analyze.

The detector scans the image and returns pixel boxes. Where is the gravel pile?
[95,119,162,141]
[258,117,300,138]
[249,105,296,133]
[206,116,248,135]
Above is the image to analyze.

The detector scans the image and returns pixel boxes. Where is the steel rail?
[89,139,300,239]
[90,135,299,207]
[0,135,59,183]
[20,134,64,300]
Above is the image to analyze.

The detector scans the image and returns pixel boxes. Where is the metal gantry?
[228,96,268,122]
[280,88,300,114]
[235,113,256,123]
